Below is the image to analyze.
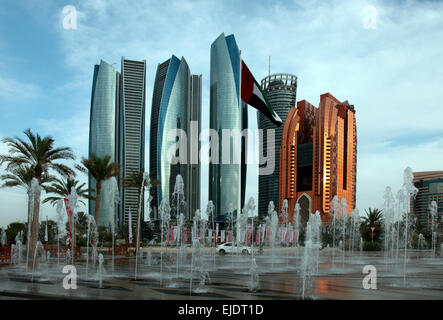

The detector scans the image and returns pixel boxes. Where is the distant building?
[412,171,443,230]
[89,57,146,227]
[149,55,201,221]
[258,73,297,218]
[279,93,357,224]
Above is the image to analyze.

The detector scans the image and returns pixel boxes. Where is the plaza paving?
[1,247,442,300]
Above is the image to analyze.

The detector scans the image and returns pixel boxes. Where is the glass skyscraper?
[258,74,297,217]
[119,57,147,227]
[89,60,120,226]
[150,55,201,221]
[209,33,247,221]
[89,57,146,227]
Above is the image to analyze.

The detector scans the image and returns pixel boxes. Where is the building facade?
[209,33,247,221]
[412,171,443,230]
[149,55,201,221]
[258,73,297,217]
[279,93,357,224]
[89,60,120,226]
[89,57,146,227]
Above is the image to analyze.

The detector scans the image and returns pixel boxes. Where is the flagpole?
[238,49,242,242]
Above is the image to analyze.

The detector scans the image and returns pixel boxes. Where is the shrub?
[363,241,382,251]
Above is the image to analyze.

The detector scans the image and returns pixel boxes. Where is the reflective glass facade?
[209,33,247,221]
[89,60,120,226]
[150,56,201,220]
[89,58,146,227]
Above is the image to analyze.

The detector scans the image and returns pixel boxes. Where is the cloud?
[0,76,41,101]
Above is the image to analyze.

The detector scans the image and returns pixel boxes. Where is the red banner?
[256,230,260,244]
[64,198,72,245]
[228,231,232,242]
[215,223,219,243]
[184,227,188,243]
[246,224,252,243]
[266,226,270,243]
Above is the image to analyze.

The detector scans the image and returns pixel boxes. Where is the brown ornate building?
[279,93,357,224]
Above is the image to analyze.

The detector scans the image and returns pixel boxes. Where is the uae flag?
[241,60,282,126]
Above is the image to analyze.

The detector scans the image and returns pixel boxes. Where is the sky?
[0,0,443,228]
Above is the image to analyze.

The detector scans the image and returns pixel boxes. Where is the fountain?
[430,201,438,257]
[300,210,321,299]
[97,253,105,289]
[340,198,348,267]
[248,257,260,292]
[294,203,301,248]
[159,198,171,286]
[268,201,278,269]
[135,172,151,280]
[401,167,419,285]
[104,177,120,276]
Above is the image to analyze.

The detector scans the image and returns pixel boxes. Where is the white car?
[216,242,252,255]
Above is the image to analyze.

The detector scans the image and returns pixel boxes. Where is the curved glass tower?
[150,55,201,220]
[258,73,297,217]
[89,60,120,226]
[209,33,247,221]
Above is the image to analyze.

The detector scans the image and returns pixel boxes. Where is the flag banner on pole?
[184,227,188,243]
[221,230,225,243]
[200,229,204,243]
[247,224,252,243]
[241,60,282,126]
[256,230,260,244]
[64,198,73,245]
[228,231,232,242]
[215,223,219,243]
[170,226,174,241]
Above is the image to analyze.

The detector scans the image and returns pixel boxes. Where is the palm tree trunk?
[94,181,102,226]
[30,187,41,265]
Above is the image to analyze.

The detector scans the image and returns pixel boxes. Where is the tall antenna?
[268,56,271,76]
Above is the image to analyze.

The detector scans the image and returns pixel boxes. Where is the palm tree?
[0,129,75,259]
[361,208,384,242]
[122,171,159,255]
[75,153,120,225]
[43,176,92,206]
[1,165,55,258]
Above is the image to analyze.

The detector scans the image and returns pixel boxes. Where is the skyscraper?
[119,57,147,226]
[258,74,297,217]
[209,33,247,221]
[89,57,146,227]
[279,93,357,223]
[89,60,121,226]
[149,55,201,221]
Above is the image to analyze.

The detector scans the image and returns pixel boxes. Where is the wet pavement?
[1,247,442,300]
